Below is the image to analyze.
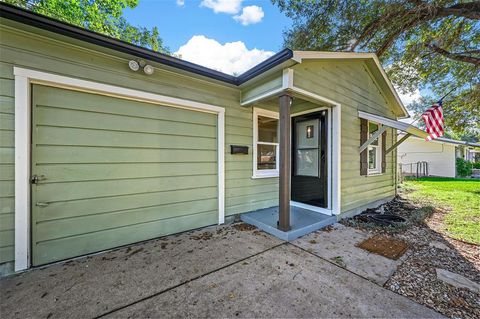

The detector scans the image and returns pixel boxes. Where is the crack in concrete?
[288,242,444,316]
[94,242,287,318]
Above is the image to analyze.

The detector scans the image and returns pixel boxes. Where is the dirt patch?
[233,223,257,231]
[190,231,213,241]
[357,235,408,260]
[321,225,335,232]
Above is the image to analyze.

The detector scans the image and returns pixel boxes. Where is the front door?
[291,111,328,208]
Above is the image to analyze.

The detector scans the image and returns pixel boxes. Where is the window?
[367,121,382,174]
[253,108,279,178]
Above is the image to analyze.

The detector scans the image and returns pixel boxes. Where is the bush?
[456,158,473,177]
[473,162,480,169]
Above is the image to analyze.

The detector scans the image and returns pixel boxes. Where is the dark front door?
[291,111,328,208]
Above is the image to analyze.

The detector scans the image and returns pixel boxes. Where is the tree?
[4,0,168,53]
[274,0,479,137]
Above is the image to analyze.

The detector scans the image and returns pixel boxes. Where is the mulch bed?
[357,235,409,260]
[341,196,480,319]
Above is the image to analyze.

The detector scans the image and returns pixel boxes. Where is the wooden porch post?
[278,94,292,231]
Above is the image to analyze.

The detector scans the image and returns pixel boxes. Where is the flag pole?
[408,87,456,127]
[438,87,457,101]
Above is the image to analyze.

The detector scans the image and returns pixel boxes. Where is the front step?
[241,206,337,241]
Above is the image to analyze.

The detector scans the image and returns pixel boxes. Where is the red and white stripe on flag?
[422,101,444,141]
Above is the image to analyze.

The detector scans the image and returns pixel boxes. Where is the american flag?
[422,100,444,141]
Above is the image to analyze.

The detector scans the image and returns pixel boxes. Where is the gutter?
[0,2,293,86]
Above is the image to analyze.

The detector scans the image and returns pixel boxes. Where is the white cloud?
[175,35,274,75]
[397,88,421,106]
[176,0,185,7]
[233,5,264,25]
[200,0,243,14]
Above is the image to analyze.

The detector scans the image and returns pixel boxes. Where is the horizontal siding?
[294,64,395,117]
[294,61,397,214]
[0,60,14,263]
[36,162,218,183]
[0,22,402,267]
[34,210,218,265]
[36,198,219,242]
[36,175,218,202]
[0,247,13,265]
[0,21,282,267]
[0,24,278,218]
[241,72,282,102]
[31,85,223,265]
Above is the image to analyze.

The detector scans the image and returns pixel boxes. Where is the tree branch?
[350,8,407,51]
[368,2,479,56]
[376,15,424,57]
[425,43,480,66]
[441,2,480,20]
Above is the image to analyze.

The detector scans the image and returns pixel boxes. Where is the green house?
[0,3,428,276]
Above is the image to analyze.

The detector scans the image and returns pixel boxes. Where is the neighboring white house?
[397,135,480,178]
[398,135,456,177]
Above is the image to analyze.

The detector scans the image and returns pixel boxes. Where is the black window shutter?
[381,130,387,173]
[360,118,368,175]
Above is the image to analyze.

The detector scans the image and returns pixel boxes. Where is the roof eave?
[0,2,294,87]
[359,111,427,139]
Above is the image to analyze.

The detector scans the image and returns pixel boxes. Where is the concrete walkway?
[293,223,408,285]
[0,223,443,318]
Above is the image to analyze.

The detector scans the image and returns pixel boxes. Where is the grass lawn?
[402,177,480,245]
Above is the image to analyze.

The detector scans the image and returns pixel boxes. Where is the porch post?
[278,94,292,231]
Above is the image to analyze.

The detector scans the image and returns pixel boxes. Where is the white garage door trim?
[14,67,225,272]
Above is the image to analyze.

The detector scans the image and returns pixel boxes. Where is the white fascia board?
[292,51,375,61]
[358,110,428,139]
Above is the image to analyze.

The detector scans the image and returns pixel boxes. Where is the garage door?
[31,85,219,266]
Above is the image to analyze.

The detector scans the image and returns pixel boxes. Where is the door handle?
[36,202,49,207]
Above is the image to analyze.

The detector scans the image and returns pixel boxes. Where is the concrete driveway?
[0,223,442,318]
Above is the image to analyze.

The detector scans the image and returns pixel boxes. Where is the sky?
[123,0,421,110]
[123,0,291,75]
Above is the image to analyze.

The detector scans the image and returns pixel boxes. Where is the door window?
[295,119,320,177]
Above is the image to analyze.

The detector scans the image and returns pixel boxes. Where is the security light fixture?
[128,60,139,71]
[129,59,154,75]
[144,64,154,75]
